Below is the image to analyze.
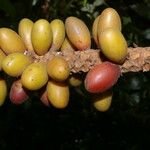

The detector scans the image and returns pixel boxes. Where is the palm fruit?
[21,62,48,90]
[18,18,34,51]
[31,19,52,55]
[65,16,91,50]
[50,19,65,51]
[0,28,26,54]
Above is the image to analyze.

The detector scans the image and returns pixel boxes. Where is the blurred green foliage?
[0,0,150,149]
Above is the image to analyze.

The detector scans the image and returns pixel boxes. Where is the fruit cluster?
[0,7,127,111]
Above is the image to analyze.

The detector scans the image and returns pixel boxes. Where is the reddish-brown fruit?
[40,90,50,107]
[65,16,91,51]
[9,79,29,105]
[84,62,121,93]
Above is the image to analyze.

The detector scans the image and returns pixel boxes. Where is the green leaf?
[93,0,105,7]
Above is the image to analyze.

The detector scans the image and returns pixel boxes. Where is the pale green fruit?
[0,28,26,54]
[31,19,52,55]
[18,18,34,51]
[50,19,65,51]
[47,80,69,109]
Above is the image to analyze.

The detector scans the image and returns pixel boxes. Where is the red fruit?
[84,61,121,93]
[10,79,29,105]
[40,90,50,107]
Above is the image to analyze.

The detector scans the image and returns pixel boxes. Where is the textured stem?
[27,47,150,73]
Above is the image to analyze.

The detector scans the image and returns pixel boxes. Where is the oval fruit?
[47,80,69,109]
[61,37,76,52]
[65,16,91,50]
[84,62,121,93]
[92,90,112,112]
[0,78,7,106]
[50,19,65,51]
[31,19,52,55]
[68,74,82,87]
[2,53,32,77]
[47,56,70,81]
[0,28,26,54]
[18,18,34,51]
[98,7,121,35]
[21,62,48,90]
[99,28,127,63]
[0,49,6,71]
[92,15,100,47]
[9,79,29,105]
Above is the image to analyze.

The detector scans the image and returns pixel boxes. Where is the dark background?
[0,0,150,149]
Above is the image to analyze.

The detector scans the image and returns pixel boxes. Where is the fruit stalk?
[25,46,150,73]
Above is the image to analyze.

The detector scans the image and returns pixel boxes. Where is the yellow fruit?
[92,90,112,112]
[68,74,82,87]
[21,62,48,90]
[98,7,121,35]
[0,79,7,106]
[61,37,76,52]
[47,80,69,109]
[47,56,70,81]
[0,28,26,54]
[99,28,127,63]
[65,16,91,50]
[0,49,6,71]
[92,15,100,47]
[50,19,65,51]
[2,53,32,77]
[18,18,34,51]
[31,19,52,55]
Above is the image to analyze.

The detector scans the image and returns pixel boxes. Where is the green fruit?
[18,18,34,51]
[0,49,6,71]
[92,90,112,112]
[47,80,69,109]
[2,53,32,77]
[99,28,127,63]
[65,16,91,50]
[50,19,65,51]
[31,19,52,55]
[92,15,100,47]
[0,78,7,106]
[61,37,76,52]
[98,7,121,35]
[21,62,48,90]
[47,56,70,81]
[0,28,26,54]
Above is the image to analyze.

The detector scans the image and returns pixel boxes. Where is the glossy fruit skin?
[84,62,121,93]
[47,80,69,109]
[50,19,65,51]
[18,18,34,51]
[99,28,127,63]
[0,28,26,54]
[31,19,52,55]
[98,7,121,35]
[0,78,7,106]
[65,16,91,50]
[47,56,70,81]
[0,49,6,71]
[61,37,76,52]
[2,53,32,77]
[21,62,48,90]
[9,79,29,105]
[92,15,100,47]
[92,90,112,112]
